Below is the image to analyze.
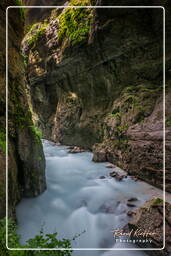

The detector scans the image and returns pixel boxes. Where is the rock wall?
[23,0,171,191]
[0,1,46,218]
[128,199,171,255]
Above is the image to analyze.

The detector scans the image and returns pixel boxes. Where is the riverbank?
[16,140,169,254]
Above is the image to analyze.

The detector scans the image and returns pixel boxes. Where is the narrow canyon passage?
[16,140,165,254]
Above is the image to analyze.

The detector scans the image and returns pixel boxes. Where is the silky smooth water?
[16,140,161,255]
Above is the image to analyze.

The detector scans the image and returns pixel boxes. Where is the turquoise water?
[16,140,156,255]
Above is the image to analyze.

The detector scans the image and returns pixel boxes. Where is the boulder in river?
[69,146,85,153]
[127,210,136,217]
[106,163,116,168]
[128,197,138,202]
[109,171,126,181]
[99,176,106,179]
[127,202,136,207]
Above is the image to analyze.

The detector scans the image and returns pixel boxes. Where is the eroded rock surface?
[128,199,171,256]
[0,1,46,218]
[22,0,171,191]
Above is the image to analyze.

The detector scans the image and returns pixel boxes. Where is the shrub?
[0,218,72,255]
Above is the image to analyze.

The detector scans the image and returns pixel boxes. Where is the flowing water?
[16,140,164,255]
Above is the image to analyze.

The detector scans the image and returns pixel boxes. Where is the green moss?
[152,198,163,204]
[0,130,6,154]
[107,112,121,119]
[21,53,28,67]
[10,86,32,129]
[15,0,25,21]
[166,119,171,126]
[26,21,48,46]
[30,125,42,143]
[115,123,128,138]
[58,0,94,45]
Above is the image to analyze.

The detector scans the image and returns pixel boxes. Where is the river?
[16,140,165,255]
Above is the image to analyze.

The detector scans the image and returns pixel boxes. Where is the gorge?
[0,0,171,255]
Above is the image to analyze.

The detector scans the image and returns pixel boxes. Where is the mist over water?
[16,140,158,255]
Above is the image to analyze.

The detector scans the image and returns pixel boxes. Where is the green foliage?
[15,0,25,21]
[26,21,48,46]
[10,85,32,129]
[21,53,28,67]
[166,119,171,126]
[0,130,6,154]
[30,125,42,143]
[0,218,22,255]
[115,124,128,137]
[107,112,121,119]
[153,198,163,204]
[15,0,23,5]
[58,0,93,45]
[0,218,72,255]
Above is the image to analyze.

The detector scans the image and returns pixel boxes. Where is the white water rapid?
[16,140,164,255]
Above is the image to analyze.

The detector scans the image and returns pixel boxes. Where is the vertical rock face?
[0,1,46,218]
[22,0,171,191]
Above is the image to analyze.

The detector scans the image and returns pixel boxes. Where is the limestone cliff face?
[23,0,171,191]
[0,1,46,218]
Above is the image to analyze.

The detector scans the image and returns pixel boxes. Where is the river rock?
[92,151,107,162]
[106,163,116,168]
[127,210,136,217]
[128,197,138,202]
[131,176,138,182]
[127,202,136,207]
[109,171,126,181]
[99,176,106,179]
[69,146,85,153]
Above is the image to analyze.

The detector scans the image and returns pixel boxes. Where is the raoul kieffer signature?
[111,229,158,238]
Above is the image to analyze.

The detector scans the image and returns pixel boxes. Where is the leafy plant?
[0,218,72,255]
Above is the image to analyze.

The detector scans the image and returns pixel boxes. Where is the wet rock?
[132,176,138,182]
[92,151,107,162]
[109,171,126,181]
[69,146,85,153]
[128,199,171,255]
[127,202,136,207]
[99,176,106,179]
[127,210,136,217]
[99,200,120,214]
[128,197,138,202]
[106,163,116,168]
[109,171,117,177]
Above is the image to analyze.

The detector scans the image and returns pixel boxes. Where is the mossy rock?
[58,0,94,45]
